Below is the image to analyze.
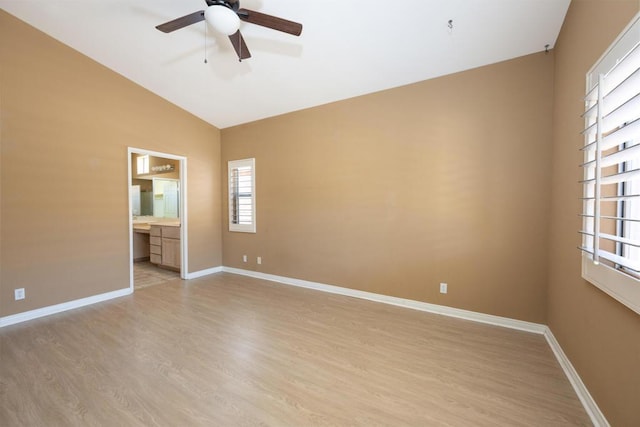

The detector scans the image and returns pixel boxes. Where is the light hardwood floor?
[0,273,590,426]
[133,261,180,290]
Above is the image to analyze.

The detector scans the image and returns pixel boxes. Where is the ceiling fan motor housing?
[206,0,240,12]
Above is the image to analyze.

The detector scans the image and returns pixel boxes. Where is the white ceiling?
[1,0,570,129]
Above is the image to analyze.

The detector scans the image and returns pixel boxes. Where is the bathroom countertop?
[133,224,151,233]
[132,217,180,233]
[151,221,181,227]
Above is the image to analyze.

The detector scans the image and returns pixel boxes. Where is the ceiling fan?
[156,0,303,61]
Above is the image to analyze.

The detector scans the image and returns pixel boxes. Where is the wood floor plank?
[133,261,180,290]
[0,273,591,426]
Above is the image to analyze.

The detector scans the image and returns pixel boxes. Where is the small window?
[137,155,149,175]
[228,158,255,233]
[580,12,640,314]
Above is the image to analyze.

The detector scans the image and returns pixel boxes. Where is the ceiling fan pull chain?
[204,19,208,64]
[239,33,242,62]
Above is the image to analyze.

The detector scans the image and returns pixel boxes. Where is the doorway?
[128,148,188,291]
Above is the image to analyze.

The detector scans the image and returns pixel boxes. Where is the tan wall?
[222,52,554,323]
[0,11,222,317]
[548,1,640,425]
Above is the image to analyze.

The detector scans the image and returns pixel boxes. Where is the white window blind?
[580,12,640,314]
[228,158,256,233]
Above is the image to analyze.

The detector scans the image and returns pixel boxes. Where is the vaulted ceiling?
[0,0,570,128]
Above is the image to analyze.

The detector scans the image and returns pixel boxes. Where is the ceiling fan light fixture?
[204,5,240,36]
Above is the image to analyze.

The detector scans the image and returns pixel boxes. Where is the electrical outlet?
[439,283,448,294]
[242,255,247,263]
[257,256,262,265]
[14,288,25,301]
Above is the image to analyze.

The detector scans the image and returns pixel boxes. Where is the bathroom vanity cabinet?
[150,224,181,270]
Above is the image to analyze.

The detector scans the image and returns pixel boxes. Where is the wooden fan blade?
[228,30,252,60]
[237,8,303,36]
[156,11,205,33]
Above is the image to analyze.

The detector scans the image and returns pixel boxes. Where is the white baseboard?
[222,266,607,427]
[543,328,609,427]
[0,264,226,326]
[222,267,547,333]
[185,266,223,279]
[0,287,132,328]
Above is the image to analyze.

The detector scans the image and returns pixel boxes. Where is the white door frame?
[127,147,188,290]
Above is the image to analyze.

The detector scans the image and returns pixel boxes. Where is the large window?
[580,12,640,314]
[228,158,256,233]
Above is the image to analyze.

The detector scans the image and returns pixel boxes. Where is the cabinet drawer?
[150,253,162,264]
[150,226,161,237]
[150,244,162,255]
[150,236,162,246]
[162,226,180,239]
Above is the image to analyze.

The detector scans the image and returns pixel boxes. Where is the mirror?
[152,178,179,218]
[131,153,180,218]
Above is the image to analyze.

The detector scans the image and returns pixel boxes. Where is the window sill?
[582,252,640,315]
